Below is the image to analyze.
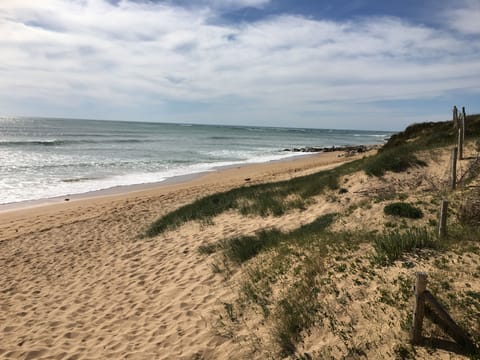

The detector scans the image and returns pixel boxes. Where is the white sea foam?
[0,118,392,205]
[0,151,309,204]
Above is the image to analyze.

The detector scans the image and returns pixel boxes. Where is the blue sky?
[0,0,479,130]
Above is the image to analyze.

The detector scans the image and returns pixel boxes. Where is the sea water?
[0,117,393,204]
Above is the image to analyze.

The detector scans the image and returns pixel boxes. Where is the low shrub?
[384,202,423,219]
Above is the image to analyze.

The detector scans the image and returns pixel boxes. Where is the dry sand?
[0,151,362,360]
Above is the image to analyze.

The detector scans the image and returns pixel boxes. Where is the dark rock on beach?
[283,144,380,156]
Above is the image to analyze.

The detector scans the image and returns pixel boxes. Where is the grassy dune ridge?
[147,114,480,358]
[146,115,479,238]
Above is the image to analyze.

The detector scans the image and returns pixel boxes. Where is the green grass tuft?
[274,280,320,357]
[373,228,437,265]
[364,148,426,176]
[197,243,218,255]
[218,213,336,264]
[222,229,283,264]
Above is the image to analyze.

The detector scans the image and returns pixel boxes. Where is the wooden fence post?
[423,291,475,350]
[453,106,458,128]
[410,272,427,344]
[410,273,476,352]
[458,128,463,160]
[439,200,449,239]
[451,147,458,189]
[462,107,466,140]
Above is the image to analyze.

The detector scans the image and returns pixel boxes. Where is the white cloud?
[444,0,480,35]
[204,0,270,8]
[0,0,479,128]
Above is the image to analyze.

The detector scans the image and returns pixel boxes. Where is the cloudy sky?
[1,0,479,130]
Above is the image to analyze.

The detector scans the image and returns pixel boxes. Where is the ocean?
[0,117,393,205]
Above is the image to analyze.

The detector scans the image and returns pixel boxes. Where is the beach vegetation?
[273,270,320,357]
[147,116,480,356]
[217,219,372,355]
[199,213,336,264]
[197,243,217,255]
[373,228,437,265]
[145,117,480,237]
[384,202,423,219]
[363,147,426,176]
[145,162,351,236]
[223,302,237,322]
[383,114,480,150]
[144,154,379,237]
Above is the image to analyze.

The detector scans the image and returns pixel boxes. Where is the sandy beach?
[2,1,479,357]
[0,151,359,359]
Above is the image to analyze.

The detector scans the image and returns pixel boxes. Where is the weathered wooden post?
[439,200,449,239]
[423,291,475,350]
[462,106,466,150]
[410,272,427,344]
[451,147,458,189]
[458,128,463,160]
[453,106,458,128]
[409,273,476,351]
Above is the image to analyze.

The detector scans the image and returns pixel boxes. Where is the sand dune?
[0,152,358,359]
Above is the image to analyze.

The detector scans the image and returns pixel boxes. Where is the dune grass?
[222,224,446,355]
[202,213,364,356]
[228,225,398,356]
[381,114,480,151]
[226,215,358,356]
[146,116,480,356]
[201,115,480,356]
[199,213,336,264]
[373,228,438,265]
[208,219,477,355]
[145,115,480,238]
[273,269,320,357]
[144,146,422,237]
[145,163,353,237]
[364,148,426,176]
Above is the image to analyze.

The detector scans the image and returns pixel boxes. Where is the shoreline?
[0,149,356,215]
[0,149,370,240]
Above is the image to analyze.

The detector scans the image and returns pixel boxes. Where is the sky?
[0,0,479,130]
